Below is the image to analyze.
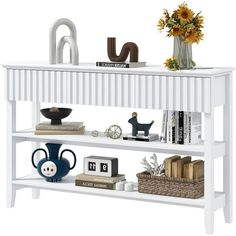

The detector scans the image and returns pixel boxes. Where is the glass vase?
[173,36,194,69]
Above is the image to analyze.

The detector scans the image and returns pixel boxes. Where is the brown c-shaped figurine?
[107,37,139,62]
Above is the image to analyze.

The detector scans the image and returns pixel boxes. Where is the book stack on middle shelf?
[75,156,126,190]
[160,110,202,144]
[35,122,85,135]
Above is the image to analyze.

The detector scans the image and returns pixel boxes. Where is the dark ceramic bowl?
[40,108,72,125]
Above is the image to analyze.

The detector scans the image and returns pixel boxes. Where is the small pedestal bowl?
[40,108,72,125]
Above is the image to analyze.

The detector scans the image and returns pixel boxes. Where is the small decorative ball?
[92,130,99,137]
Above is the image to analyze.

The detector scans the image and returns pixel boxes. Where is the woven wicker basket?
[136,171,204,199]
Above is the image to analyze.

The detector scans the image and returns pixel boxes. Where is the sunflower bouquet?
[158,2,204,70]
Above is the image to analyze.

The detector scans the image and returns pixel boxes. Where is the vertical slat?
[97,73,103,106]
[123,74,129,107]
[84,73,90,105]
[168,76,174,110]
[55,71,61,103]
[116,74,123,107]
[71,72,77,104]
[147,75,153,109]
[62,72,67,104]
[49,71,56,103]
[161,76,167,110]
[110,73,116,107]
[196,77,202,112]
[8,69,14,100]
[43,71,50,102]
[129,74,136,108]
[14,70,20,100]
[140,75,147,108]
[26,70,32,101]
[78,72,84,104]
[38,70,44,102]
[103,73,110,106]
[67,72,72,104]
[174,76,181,111]
[20,70,26,101]
[153,75,161,109]
[204,78,211,112]
[182,76,188,111]
[5,69,9,100]
[32,70,38,102]
[189,77,195,111]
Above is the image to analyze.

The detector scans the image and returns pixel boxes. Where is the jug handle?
[60,149,76,170]
[32,148,48,168]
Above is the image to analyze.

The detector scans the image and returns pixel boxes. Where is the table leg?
[32,101,40,199]
[223,74,233,223]
[6,101,17,207]
[204,111,215,234]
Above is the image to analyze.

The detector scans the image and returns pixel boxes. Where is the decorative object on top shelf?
[49,18,79,65]
[40,107,72,125]
[107,125,122,139]
[96,37,146,68]
[128,112,154,137]
[84,156,118,177]
[108,37,138,62]
[141,153,164,176]
[157,2,204,70]
[32,143,76,182]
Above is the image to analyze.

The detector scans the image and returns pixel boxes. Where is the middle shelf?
[12,130,225,157]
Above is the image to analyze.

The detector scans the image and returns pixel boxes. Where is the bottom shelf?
[12,175,225,209]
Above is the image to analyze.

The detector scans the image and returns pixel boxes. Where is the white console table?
[3,63,233,234]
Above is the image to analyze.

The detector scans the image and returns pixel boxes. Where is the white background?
[0,0,235,235]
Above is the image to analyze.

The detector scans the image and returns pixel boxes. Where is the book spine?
[178,111,184,144]
[96,62,129,68]
[171,111,176,144]
[75,180,115,190]
[175,111,179,144]
[190,112,202,144]
[184,112,189,144]
[167,111,172,144]
[188,112,192,144]
[160,110,167,143]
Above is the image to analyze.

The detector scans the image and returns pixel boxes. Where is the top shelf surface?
[2,62,234,77]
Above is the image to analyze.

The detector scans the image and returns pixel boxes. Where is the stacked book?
[160,110,202,144]
[35,122,85,135]
[164,155,204,180]
[75,173,126,190]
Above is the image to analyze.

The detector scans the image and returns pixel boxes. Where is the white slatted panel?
[5,68,214,112]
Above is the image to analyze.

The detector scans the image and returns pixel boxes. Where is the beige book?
[164,155,181,177]
[34,126,85,135]
[75,173,126,184]
[189,160,203,179]
[36,121,84,131]
[183,163,190,179]
[176,156,192,178]
[193,160,204,179]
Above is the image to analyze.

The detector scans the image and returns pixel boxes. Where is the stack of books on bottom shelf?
[35,122,85,135]
[75,174,126,190]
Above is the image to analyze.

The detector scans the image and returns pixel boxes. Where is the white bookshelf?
[3,63,234,234]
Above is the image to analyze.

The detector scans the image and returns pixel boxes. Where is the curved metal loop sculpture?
[49,18,79,65]
[107,37,139,62]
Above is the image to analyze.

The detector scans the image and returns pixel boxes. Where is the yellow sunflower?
[185,30,203,44]
[177,3,194,23]
[196,15,204,28]
[169,25,184,37]
[157,19,165,30]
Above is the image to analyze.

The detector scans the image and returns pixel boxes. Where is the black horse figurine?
[128,112,154,137]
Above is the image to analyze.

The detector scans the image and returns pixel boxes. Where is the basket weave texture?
[136,171,204,199]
